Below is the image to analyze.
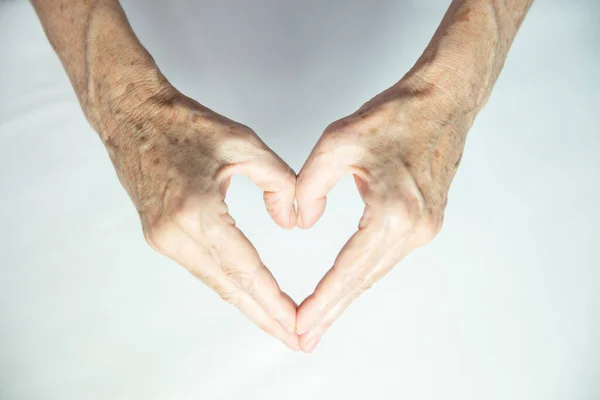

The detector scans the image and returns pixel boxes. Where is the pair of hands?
[95,76,467,353]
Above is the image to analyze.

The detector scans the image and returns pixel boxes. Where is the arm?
[295,0,533,352]
[402,0,534,121]
[32,0,300,350]
[31,0,165,127]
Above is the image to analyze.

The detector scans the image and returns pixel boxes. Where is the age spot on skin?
[153,157,160,165]
[139,135,147,142]
[455,7,471,23]
[368,128,378,135]
[168,111,178,123]
[125,83,136,93]
[105,137,119,150]
[184,138,191,145]
[434,149,441,158]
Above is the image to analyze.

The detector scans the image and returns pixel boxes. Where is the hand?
[295,82,470,352]
[95,83,299,350]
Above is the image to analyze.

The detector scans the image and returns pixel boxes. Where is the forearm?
[399,0,533,118]
[31,0,170,129]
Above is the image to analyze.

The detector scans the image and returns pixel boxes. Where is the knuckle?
[225,124,259,143]
[219,290,244,309]
[143,219,175,254]
[416,213,443,245]
[172,197,203,231]
[324,115,355,134]
[243,272,260,295]
[322,124,349,145]
[190,110,227,132]
[384,202,417,234]
[352,276,373,295]
[384,188,428,232]
[172,203,192,226]
[228,267,260,296]
[218,129,264,159]
[381,190,445,248]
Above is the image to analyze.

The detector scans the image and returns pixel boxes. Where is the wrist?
[396,47,491,119]
[76,2,175,133]
[84,60,175,137]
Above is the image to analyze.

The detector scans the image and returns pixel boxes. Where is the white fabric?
[1,1,599,399]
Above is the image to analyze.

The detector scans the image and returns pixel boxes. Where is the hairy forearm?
[31,0,170,129]
[399,0,533,118]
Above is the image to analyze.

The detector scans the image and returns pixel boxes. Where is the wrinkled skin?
[32,0,533,353]
[295,84,473,352]
[96,86,300,350]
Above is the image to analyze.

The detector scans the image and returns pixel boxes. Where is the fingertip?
[264,193,296,229]
[287,205,297,229]
[295,295,317,335]
[296,198,326,229]
[300,335,321,354]
[278,294,298,333]
[296,210,306,230]
[285,330,301,352]
[272,318,300,351]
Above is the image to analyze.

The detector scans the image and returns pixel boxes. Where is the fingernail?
[304,337,320,353]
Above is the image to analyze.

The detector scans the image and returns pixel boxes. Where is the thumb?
[222,147,297,229]
[296,135,359,229]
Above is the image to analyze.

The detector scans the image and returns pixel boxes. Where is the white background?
[1,1,599,399]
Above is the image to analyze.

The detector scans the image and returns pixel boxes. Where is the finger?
[235,291,300,351]
[178,209,298,333]
[296,136,359,229]
[164,223,299,350]
[221,149,297,229]
[217,223,298,332]
[298,290,357,353]
[295,213,415,336]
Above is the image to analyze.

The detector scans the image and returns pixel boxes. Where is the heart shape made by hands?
[209,93,449,353]
[118,85,454,355]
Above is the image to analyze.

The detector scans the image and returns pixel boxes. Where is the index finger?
[295,211,418,338]
[211,220,299,333]
[177,207,298,333]
[169,222,300,350]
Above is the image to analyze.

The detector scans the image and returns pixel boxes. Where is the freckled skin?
[31,0,533,353]
[294,0,534,352]
[31,0,301,351]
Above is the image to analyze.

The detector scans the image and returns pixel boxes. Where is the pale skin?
[31,0,533,353]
